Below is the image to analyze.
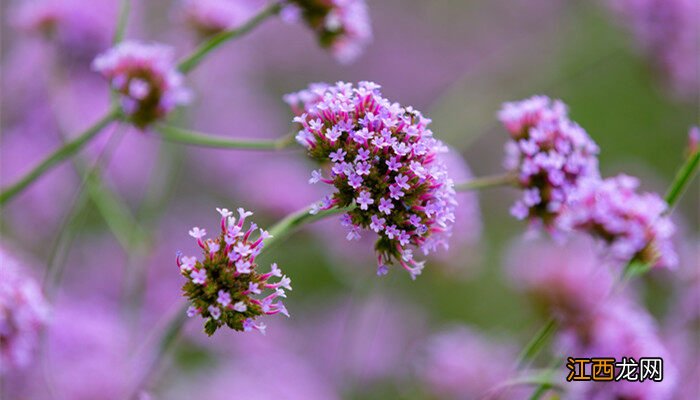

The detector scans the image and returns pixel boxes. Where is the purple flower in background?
[180,0,253,36]
[606,0,700,99]
[499,96,600,227]
[179,207,290,335]
[281,0,372,63]
[506,235,616,322]
[286,81,457,279]
[559,299,678,400]
[559,174,677,268]
[11,0,118,63]
[415,326,526,400]
[92,41,191,128]
[0,248,49,375]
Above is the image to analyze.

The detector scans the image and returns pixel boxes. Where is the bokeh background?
[1,0,698,399]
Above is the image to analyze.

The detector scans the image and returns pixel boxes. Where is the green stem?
[156,125,294,150]
[264,204,354,250]
[113,0,131,44]
[664,149,700,210]
[177,1,283,73]
[0,107,120,206]
[454,173,516,192]
[516,317,558,369]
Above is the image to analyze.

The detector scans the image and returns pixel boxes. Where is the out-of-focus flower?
[286,81,457,279]
[92,41,191,128]
[559,299,678,400]
[606,0,700,99]
[179,207,290,335]
[415,326,526,400]
[0,247,49,375]
[499,96,600,227]
[180,0,253,36]
[559,174,677,268]
[687,125,699,155]
[506,235,616,322]
[281,0,372,63]
[11,0,118,63]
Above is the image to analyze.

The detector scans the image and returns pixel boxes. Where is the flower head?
[286,81,457,279]
[180,0,252,36]
[92,41,191,128]
[499,96,600,226]
[558,174,677,268]
[178,208,290,335]
[281,0,372,63]
[0,248,49,374]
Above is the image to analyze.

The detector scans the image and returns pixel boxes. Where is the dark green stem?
[113,0,131,44]
[664,149,700,210]
[264,204,354,250]
[0,107,120,206]
[156,125,294,150]
[177,2,283,73]
[516,317,558,369]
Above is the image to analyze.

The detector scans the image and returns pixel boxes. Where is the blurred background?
[1,0,698,399]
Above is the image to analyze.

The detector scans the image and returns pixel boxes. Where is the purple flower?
[180,0,253,36]
[287,81,457,278]
[92,41,191,128]
[0,247,49,374]
[356,190,374,210]
[282,0,372,63]
[370,215,386,232]
[499,96,600,227]
[179,207,291,335]
[329,148,346,162]
[558,174,677,268]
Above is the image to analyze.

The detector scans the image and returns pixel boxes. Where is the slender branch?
[455,173,517,192]
[664,148,700,210]
[516,317,558,369]
[264,205,354,250]
[156,125,295,150]
[0,107,120,206]
[177,1,283,73]
[113,0,131,44]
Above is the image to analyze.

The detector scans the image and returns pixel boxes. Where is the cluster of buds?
[285,81,457,279]
[92,41,191,128]
[559,175,677,268]
[499,96,600,227]
[281,0,372,63]
[0,247,49,374]
[178,208,291,335]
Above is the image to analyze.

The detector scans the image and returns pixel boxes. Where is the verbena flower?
[92,41,191,128]
[606,0,699,99]
[0,247,49,374]
[281,0,372,63]
[499,96,600,227]
[178,208,290,336]
[285,81,457,279]
[559,174,677,268]
[180,0,252,36]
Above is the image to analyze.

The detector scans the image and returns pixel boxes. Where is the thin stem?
[516,317,558,369]
[113,0,131,44]
[0,107,120,206]
[177,1,283,73]
[664,148,700,210]
[455,173,517,192]
[264,205,354,250]
[156,125,294,150]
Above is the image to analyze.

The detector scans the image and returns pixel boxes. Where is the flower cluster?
[92,41,191,128]
[178,208,291,335]
[559,174,677,268]
[285,81,457,279]
[281,0,372,63]
[606,0,699,98]
[499,96,600,226]
[0,247,49,374]
[181,0,252,36]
